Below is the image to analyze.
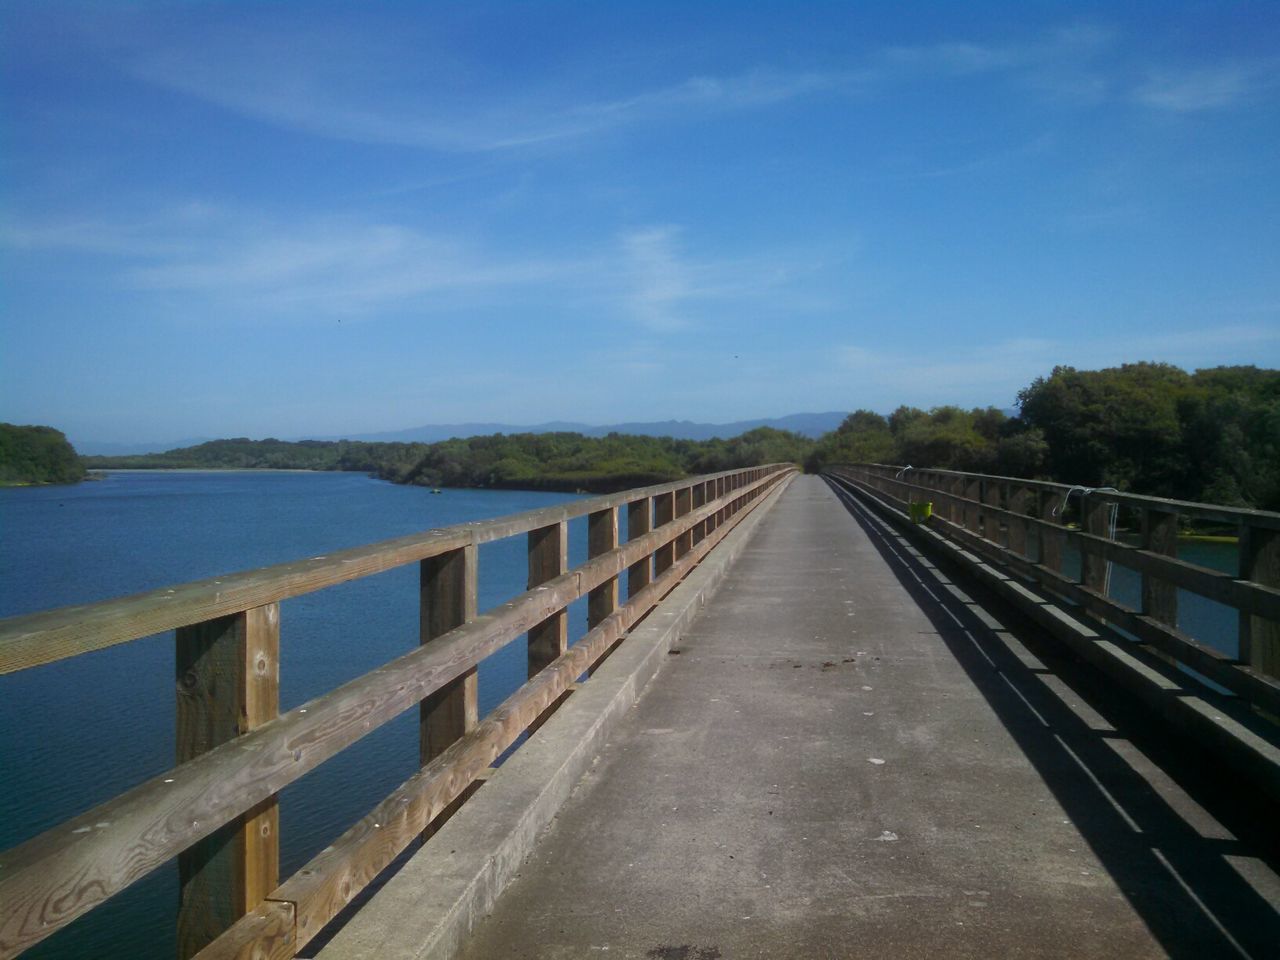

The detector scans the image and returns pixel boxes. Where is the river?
[0,470,587,959]
[0,471,1240,958]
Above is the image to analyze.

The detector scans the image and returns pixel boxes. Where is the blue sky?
[2,1,1278,445]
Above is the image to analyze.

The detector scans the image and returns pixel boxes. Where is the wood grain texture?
[190,900,296,960]
[831,467,1280,621]
[653,492,675,577]
[1241,526,1280,680]
[527,521,568,678]
[626,498,652,599]
[421,545,479,766]
[176,604,280,959]
[1006,486,1033,558]
[1141,510,1179,626]
[587,508,619,629]
[0,467,794,958]
[1081,493,1113,595]
[194,471,791,959]
[674,486,693,560]
[844,463,1280,531]
[691,482,707,546]
[0,467,792,675]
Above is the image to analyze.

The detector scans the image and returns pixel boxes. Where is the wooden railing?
[0,464,795,960]
[827,464,1280,718]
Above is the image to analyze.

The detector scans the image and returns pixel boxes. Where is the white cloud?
[621,226,693,332]
[126,31,844,154]
[126,221,583,315]
[1132,63,1270,112]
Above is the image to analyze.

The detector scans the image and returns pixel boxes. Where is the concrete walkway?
[379,477,1280,958]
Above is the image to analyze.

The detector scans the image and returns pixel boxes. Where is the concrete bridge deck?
[321,475,1280,960]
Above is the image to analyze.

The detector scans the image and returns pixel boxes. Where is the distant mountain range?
[72,412,850,457]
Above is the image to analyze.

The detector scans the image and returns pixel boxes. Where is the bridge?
[1,465,1278,958]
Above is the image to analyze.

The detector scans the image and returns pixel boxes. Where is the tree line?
[0,424,86,486]
[22,362,1277,510]
[81,428,814,493]
[806,363,1279,510]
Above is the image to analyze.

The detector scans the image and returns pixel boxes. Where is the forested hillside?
[807,363,1279,510]
[84,428,810,493]
[0,424,86,486]
[81,364,1279,509]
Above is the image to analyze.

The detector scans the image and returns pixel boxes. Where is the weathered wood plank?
[191,900,296,960]
[653,492,676,577]
[674,486,694,560]
[839,463,1280,531]
[0,468,794,958]
[420,544,479,765]
[1006,486,1032,559]
[627,498,652,599]
[1241,525,1280,681]
[176,604,280,960]
[842,468,1280,621]
[528,521,568,677]
[1081,493,1113,595]
[1141,509,1179,667]
[0,467,790,675]
[587,508,619,629]
[0,527,470,676]
[0,593,574,956]
[197,470,791,959]
[691,482,707,546]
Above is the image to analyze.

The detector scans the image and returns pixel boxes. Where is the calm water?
[0,470,590,960]
[1,474,1242,958]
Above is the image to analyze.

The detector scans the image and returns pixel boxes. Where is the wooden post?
[691,482,707,546]
[674,486,693,559]
[1140,508,1179,667]
[965,480,982,534]
[627,498,652,599]
[1007,487,1032,558]
[1081,493,1112,594]
[1040,490,1066,572]
[420,544,478,764]
[1141,509,1179,626]
[176,604,280,960]
[528,521,568,676]
[654,491,676,577]
[1240,524,1280,681]
[982,482,1003,545]
[588,507,619,629]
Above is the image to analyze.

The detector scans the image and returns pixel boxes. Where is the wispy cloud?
[127,32,842,154]
[2,207,827,330]
[3,208,586,316]
[621,226,693,332]
[117,20,1124,154]
[126,222,582,315]
[1132,62,1276,112]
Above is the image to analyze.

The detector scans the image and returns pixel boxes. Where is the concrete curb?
[316,473,795,960]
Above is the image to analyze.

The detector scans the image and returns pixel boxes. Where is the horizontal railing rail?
[0,468,786,676]
[0,464,796,960]
[827,464,1280,718]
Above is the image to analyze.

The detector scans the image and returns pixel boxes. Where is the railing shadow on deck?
[823,475,1280,960]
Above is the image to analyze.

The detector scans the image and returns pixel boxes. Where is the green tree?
[0,424,87,485]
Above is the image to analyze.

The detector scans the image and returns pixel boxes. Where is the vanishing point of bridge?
[2,466,1278,958]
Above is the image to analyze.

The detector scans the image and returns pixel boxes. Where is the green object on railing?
[909,501,932,523]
